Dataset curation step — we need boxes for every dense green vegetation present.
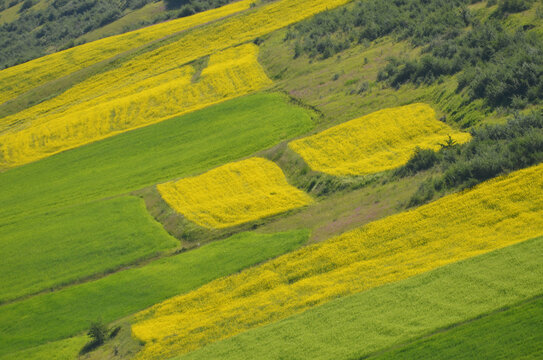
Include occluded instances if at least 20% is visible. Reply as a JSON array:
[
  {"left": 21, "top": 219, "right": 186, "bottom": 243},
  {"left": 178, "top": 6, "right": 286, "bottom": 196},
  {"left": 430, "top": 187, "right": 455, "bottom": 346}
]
[
  {"left": 0, "top": 93, "right": 315, "bottom": 223},
  {"left": 373, "top": 296, "right": 543, "bottom": 359},
  {"left": 177, "top": 236, "right": 543, "bottom": 360},
  {"left": 0, "top": 229, "right": 309, "bottom": 357},
  {"left": 398, "top": 111, "right": 543, "bottom": 205},
  {"left": 285, "top": 0, "right": 469, "bottom": 60},
  {"left": 0, "top": 196, "right": 177, "bottom": 303},
  {"left": 0, "top": 0, "right": 239, "bottom": 69},
  {"left": 379, "top": 19, "right": 543, "bottom": 109},
  {"left": 283, "top": 0, "right": 543, "bottom": 113}
]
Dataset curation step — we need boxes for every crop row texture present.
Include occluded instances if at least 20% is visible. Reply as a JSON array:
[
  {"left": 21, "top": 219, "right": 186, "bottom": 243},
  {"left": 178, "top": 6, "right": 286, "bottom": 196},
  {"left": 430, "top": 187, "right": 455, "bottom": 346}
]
[
  {"left": 131, "top": 163, "right": 543, "bottom": 360},
  {"left": 0, "top": 0, "right": 253, "bottom": 104},
  {"left": 289, "top": 103, "right": 471, "bottom": 175},
  {"left": 0, "top": 0, "right": 351, "bottom": 169},
  {"left": 0, "top": 44, "right": 271, "bottom": 168},
  {"left": 158, "top": 157, "right": 312, "bottom": 228}
]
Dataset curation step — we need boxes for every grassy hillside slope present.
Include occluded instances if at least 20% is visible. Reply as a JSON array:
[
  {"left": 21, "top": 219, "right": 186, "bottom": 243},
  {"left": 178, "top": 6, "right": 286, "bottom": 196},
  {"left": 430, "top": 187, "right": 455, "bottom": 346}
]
[
  {"left": 0, "top": 196, "right": 177, "bottom": 303},
  {"left": 0, "top": 230, "right": 309, "bottom": 357},
  {"left": 177, "top": 236, "right": 543, "bottom": 360},
  {"left": 130, "top": 163, "right": 543, "bottom": 359},
  {"left": 1, "top": 1, "right": 542, "bottom": 359},
  {"left": 372, "top": 295, "right": 543, "bottom": 360}
]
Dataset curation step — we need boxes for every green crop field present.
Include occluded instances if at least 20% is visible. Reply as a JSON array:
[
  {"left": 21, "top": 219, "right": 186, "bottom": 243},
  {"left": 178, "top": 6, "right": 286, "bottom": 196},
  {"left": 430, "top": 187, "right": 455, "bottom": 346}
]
[
  {"left": 372, "top": 296, "right": 543, "bottom": 360},
  {"left": 0, "top": 196, "right": 177, "bottom": 303},
  {"left": 0, "top": 336, "right": 89, "bottom": 360},
  {"left": 177, "top": 236, "right": 543, "bottom": 360},
  {"left": 2, "top": 0, "right": 543, "bottom": 359},
  {"left": 0, "top": 229, "right": 308, "bottom": 357},
  {"left": 0, "top": 92, "right": 315, "bottom": 223}
]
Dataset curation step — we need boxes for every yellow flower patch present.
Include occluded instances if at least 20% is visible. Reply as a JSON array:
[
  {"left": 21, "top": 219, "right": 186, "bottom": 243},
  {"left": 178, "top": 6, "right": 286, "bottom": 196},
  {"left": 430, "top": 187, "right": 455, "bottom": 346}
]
[
  {"left": 132, "top": 163, "right": 543, "bottom": 360},
  {"left": 157, "top": 157, "right": 312, "bottom": 228},
  {"left": 289, "top": 103, "right": 471, "bottom": 175}
]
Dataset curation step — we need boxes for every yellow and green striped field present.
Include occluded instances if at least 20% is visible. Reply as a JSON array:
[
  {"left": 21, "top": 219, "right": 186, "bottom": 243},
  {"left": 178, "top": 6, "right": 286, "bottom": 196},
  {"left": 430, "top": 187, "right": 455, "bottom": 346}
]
[{"left": 1, "top": 0, "right": 542, "bottom": 359}]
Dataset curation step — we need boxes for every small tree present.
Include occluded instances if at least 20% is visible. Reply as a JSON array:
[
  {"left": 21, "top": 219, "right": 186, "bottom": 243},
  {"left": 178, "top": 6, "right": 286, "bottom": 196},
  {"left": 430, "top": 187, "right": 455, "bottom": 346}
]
[
  {"left": 439, "top": 135, "right": 458, "bottom": 149},
  {"left": 88, "top": 320, "right": 109, "bottom": 346}
]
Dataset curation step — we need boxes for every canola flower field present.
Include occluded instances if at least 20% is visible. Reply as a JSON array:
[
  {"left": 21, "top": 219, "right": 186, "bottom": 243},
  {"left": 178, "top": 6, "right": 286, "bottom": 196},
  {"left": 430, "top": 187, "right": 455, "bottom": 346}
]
[
  {"left": 0, "top": 44, "right": 271, "bottom": 168},
  {"left": 131, "top": 163, "right": 543, "bottom": 360},
  {"left": 0, "top": 0, "right": 253, "bottom": 104},
  {"left": 289, "top": 103, "right": 471, "bottom": 175},
  {"left": 177, "top": 236, "right": 543, "bottom": 360},
  {"left": 158, "top": 157, "right": 312, "bottom": 228},
  {"left": 0, "top": 0, "right": 352, "bottom": 169},
  {"left": 0, "top": 0, "right": 351, "bottom": 134}
]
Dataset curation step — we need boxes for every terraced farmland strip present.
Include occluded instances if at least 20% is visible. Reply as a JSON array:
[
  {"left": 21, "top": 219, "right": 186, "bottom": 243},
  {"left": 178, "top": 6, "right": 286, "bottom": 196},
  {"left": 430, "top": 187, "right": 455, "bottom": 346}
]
[
  {"left": 0, "top": 230, "right": 309, "bottom": 357},
  {"left": 289, "top": 103, "right": 471, "bottom": 175},
  {"left": 0, "top": 0, "right": 253, "bottom": 104},
  {"left": 0, "top": 93, "right": 314, "bottom": 223},
  {"left": 158, "top": 157, "right": 312, "bottom": 228},
  {"left": 0, "top": 196, "right": 178, "bottom": 303},
  {"left": 0, "top": 0, "right": 351, "bottom": 137},
  {"left": 0, "top": 44, "right": 272, "bottom": 168},
  {"left": 176, "top": 236, "right": 543, "bottom": 360},
  {"left": 131, "top": 164, "right": 543, "bottom": 360}
]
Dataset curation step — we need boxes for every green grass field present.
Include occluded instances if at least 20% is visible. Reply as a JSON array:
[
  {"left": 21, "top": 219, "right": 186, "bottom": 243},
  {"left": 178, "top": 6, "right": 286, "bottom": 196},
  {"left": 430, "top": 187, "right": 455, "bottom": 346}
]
[
  {"left": 0, "top": 196, "right": 178, "bottom": 304},
  {"left": 0, "top": 92, "right": 314, "bottom": 223},
  {"left": 0, "top": 229, "right": 308, "bottom": 357},
  {"left": 0, "top": 336, "right": 89, "bottom": 360},
  {"left": 372, "top": 295, "right": 543, "bottom": 360},
  {"left": 177, "top": 236, "right": 543, "bottom": 360}
]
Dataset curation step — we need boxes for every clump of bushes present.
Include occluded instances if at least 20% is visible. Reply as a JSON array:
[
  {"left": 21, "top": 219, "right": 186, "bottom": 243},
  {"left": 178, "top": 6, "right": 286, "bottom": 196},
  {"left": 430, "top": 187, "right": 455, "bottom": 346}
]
[
  {"left": 397, "top": 111, "right": 543, "bottom": 206},
  {"left": 284, "top": 0, "right": 470, "bottom": 60}
]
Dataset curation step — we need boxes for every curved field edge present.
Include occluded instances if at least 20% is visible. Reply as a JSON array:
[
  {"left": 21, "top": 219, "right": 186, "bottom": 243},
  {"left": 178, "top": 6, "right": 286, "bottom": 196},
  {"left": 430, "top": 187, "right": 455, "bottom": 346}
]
[
  {"left": 370, "top": 294, "right": 543, "bottom": 360},
  {"left": 130, "top": 163, "right": 543, "bottom": 360},
  {"left": 0, "top": 229, "right": 309, "bottom": 357},
  {"left": 0, "top": 92, "right": 315, "bottom": 223},
  {"left": 176, "top": 235, "right": 543, "bottom": 360},
  {"left": 0, "top": 196, "right": 178, "bottom": 304},
  {"left": 158, "top": 157, "right": 313, "bottom": 229}
]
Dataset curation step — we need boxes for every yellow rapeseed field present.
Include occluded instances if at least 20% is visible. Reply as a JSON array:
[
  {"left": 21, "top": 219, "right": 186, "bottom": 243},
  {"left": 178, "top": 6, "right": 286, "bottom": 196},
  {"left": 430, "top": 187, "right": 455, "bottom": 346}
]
[
  {"left": 0, "top": 0, "right": 253, "bottom": 104},
  {"left": 132, "top": 163, "right": 543, "bottom": 360},
  {"left": 0, "top": 0, "right": 352, "bottom": 168},
  {"left": 0, "top": 44, "right": 272, "bottom": 168},
  {"left": 1, "top": 0, "right": 351, "bottom": 128},
  {"left": 157, "top": 158, "right": 312, "bottom": 228},
  {"left": 289, "top": 103, "right": 472, "bottom": 176}
]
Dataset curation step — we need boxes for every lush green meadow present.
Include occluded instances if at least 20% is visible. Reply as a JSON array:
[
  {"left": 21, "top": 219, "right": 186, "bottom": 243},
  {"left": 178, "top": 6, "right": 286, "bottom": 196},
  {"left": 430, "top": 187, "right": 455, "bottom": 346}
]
[
  {"left": 177, "top": 236, "right": 543, "bottom": 360},
  {"left": 372, "top": 296, "right": 543, "bottom": 360},
  {"left": 0, "top": 92, "right": 314, "bottom": 223},
  {"left": 0, "top": 229, "right": 308, "bottom": 357},
  {"left": 0, "top": 196, "right": 177, "bottom": 303}
]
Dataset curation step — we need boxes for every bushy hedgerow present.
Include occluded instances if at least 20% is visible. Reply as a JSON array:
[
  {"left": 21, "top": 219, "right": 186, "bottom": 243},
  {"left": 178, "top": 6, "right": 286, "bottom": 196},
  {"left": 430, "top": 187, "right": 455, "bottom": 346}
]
[{"left": 399, "top": 111, "right": 543, "bottom": 205}]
